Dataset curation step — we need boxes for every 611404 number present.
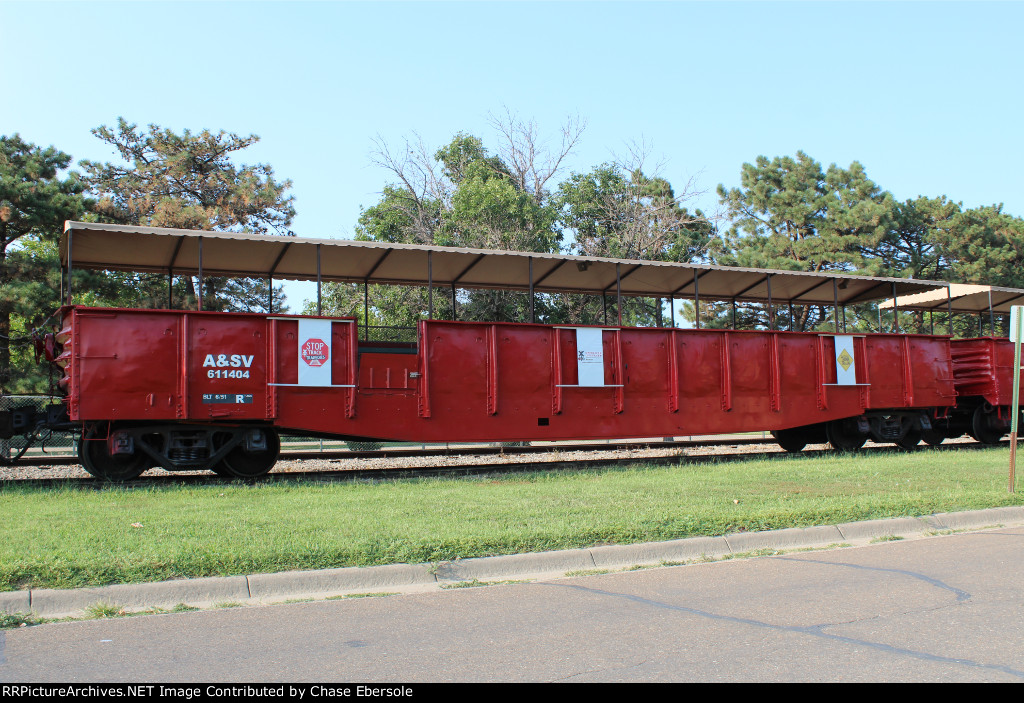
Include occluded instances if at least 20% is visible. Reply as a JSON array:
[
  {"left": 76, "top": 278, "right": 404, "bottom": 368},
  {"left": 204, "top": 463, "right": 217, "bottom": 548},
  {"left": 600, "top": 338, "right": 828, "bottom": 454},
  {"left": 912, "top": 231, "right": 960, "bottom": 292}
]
[{"left": 207, "top": 370, "right": 250, "bottom": 379}]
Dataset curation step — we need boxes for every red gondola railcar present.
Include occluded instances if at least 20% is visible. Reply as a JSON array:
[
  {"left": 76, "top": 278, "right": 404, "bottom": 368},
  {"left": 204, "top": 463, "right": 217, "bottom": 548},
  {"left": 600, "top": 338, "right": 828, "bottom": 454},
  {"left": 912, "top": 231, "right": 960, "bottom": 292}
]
[{"left": 46, "top": 306, "right": 956, "bottom": 479}]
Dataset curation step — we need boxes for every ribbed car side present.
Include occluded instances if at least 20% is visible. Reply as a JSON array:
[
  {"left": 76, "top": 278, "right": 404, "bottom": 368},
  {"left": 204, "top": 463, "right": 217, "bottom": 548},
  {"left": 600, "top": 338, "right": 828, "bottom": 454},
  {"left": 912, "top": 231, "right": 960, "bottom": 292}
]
[{"left": 6, "top": 306, "right": 1005, "bottom": 480}]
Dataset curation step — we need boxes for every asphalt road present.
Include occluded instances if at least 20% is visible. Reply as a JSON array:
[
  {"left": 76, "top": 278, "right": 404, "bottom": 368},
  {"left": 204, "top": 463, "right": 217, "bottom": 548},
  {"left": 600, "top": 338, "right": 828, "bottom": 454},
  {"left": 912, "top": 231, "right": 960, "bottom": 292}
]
[{"left": 2, "top": 526, "right": 1023, "bottom": 683}]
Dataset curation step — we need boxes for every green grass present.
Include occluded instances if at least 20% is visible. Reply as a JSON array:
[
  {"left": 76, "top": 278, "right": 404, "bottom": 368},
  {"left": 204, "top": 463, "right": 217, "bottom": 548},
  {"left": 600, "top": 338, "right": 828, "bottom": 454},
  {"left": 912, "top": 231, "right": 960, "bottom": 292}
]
[
  {"left": 870, "top": 534, "right": 905, "bottom": 543},
  {"left": 1, "top": 447, "right": 1021, "bottom": 592},
  {"left": 0, "top": 612, "right": 44, "bottom": 629},
  {"left": 84, "top": 602, "right": 127, "bottom": 618},
  {"left": 81, "top": 601, "right": 198, "bottom": 620},
  {"left": 439, "top": 578, "right": 529, "bottom": 589},
  {"left": 564, "top": 568, "right": 613, "bottom": 577}
]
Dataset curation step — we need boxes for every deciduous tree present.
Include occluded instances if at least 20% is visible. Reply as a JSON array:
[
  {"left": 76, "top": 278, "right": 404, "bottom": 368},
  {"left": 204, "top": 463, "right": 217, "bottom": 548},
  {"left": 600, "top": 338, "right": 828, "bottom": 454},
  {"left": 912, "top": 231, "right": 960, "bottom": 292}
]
[
  {"left": 554, "top": 152, "right": 712, "bottom": 326},
  {"left": 321, "top": 116, "right": 579, "bottom": 327}
]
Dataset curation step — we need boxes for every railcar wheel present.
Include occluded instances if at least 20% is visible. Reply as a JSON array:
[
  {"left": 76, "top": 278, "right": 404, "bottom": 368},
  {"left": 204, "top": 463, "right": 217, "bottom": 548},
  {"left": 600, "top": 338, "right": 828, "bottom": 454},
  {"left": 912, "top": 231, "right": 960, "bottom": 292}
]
[
  {"left": 826, "top": 419, "right": 867, "bottom": 451},
  {"left": 209, "top": 432, "right": 237, "bottom": 477},
  {"left": 970, "top": 407, "right": 1005, "bottom": 445},
  {"left": 921, "top": 428, "right": 946, "bottom": 446},
  {"left": 79, "top": 427, "right": 148, "bottom": 482},
  {"left": 219, "top": 428, "right": 280, "bottom": 479},
  {"left": 771, "top": 429, "right": 807, "bottom": 453},
  {"left": 896, "top": 428, "right": 922, "bottom": 451},
  {"left": 210, "top": 465, "right": 233, "bottom": 477}
]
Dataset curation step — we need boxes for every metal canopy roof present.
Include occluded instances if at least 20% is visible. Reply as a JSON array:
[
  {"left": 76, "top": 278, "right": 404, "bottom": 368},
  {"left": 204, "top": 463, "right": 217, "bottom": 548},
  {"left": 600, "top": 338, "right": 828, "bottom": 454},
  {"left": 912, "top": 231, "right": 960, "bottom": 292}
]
[
  {"left": 878, "top": 284, "right": 1024, "bottom": 314},
  {"left": 62, "top": 221, "right": 949, "bottom": 305}
]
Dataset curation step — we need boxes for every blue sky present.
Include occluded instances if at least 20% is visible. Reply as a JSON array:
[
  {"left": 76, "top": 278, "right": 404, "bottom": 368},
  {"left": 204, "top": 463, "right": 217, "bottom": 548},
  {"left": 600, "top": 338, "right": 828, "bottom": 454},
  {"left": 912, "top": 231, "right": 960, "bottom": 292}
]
[{"left": 3, "top": 1, "right": 1022, "bottom": 310}]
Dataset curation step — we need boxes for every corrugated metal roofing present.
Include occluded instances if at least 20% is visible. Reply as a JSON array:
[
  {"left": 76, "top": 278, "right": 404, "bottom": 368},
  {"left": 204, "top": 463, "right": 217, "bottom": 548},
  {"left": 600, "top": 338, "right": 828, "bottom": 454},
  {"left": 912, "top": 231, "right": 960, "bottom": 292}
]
[
  {"left": 878, "top": 284, "right": 1024, "bottom": 313},
  {"left": 62, "top": 221, "right": 950, "bottom": 305}
]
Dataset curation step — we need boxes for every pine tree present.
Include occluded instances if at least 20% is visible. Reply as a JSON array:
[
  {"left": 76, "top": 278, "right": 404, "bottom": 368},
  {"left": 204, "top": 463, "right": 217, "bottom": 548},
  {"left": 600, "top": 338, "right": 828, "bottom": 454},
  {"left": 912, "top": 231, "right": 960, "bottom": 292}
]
[
  {"left": 713, "top": 152, "right": 892, "bottom": 330},
  {"left": 81, "top": 119, "right": 295, "bottom": 312},
  {"left": 0, "top": 135, "right": 89, "bottom": 392}
]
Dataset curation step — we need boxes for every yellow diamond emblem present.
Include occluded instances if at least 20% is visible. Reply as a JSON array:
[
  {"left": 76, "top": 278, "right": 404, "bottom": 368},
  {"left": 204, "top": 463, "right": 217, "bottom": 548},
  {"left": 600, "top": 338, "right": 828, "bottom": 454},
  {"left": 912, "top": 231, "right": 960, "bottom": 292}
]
[{"left": 837, "top": 349, "right": 854, "bottom": 372}]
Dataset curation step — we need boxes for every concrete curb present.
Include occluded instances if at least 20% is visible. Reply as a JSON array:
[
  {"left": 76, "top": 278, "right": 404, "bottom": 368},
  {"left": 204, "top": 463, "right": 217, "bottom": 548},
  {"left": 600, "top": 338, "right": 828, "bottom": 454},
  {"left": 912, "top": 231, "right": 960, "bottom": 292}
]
[
  {"left": 28, "top": 576, "right": 251, "bottom": 619},
  {"left": 590, "top": 536, "right": 730, "bottom": 569},
  {"left": 0, "top": 590, "right": 30, "bottom": 616},
  {"left": 435, "top": 547, "right": 597, "bottom": 582},
  {"left": 725, "top": 525, "right": 845, "bottom": 553},
  {"left": 833, "top": 516, "right": 930, "bottom": 542},
  {"left": 6, "top": 506, "right": 1023, "bottom": 619},
  {"left": 248, "top": 563, "right": 434, "bottom": 601}
]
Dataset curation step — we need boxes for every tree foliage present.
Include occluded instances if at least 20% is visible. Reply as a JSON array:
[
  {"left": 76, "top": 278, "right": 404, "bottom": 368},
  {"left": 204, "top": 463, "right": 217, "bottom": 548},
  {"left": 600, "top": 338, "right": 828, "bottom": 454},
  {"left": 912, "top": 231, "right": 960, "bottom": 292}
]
[
  {"left": 715, "top": 151, "right": 891, "bottom": 274},
  {"left": 868, "top": 196, "right": 960, "bottom": 281},
  {"left": 710, "top": 152, "right": 1024, "bottom": 334},
  {"left": 81, "top": 119, "right": 295, "bottom": 312},
  {"left": 712, "top": 152, "right": 894, "bottom": 330},
  {"left": 933, "top": 204, "right": 1024, "bottom": 287},
  {"left": 553, "top": 156, "right": 712, "bottom": 326},
  {"left": 11, "top": 114, "right": 1024, "bottom": 395},
  {"left": 317, "top": 116, "right": 582, "bottom": 326},
  {"left": 0, "top": 135, "right": 89, "bottom": 392},
  {"left": 558, "top": 165, "right": 711, "bottom": 260},
  {"left": 326, "top": 118, "right": 712, "bottom": 329}
]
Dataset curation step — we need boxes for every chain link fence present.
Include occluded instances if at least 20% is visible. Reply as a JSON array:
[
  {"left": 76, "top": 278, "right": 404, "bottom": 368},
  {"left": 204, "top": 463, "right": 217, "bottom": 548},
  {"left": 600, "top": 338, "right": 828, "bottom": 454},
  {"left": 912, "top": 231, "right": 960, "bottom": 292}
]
[{"left": 0, "top": 395, "right": 77, "bottom": 461}]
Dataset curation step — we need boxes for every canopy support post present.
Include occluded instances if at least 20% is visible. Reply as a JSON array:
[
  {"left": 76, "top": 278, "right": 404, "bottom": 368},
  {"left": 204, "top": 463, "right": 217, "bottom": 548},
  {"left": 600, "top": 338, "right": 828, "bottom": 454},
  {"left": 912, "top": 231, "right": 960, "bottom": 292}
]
[
  {"left": 833, "top": 279, "right": 840, "bottom": 333},
  {"left": 529, "top": 257, "right": 535, "bottom": 323},
  {"left": 616, "top": 263, "right": 622, "bottom": 326},
  {"left": 316, "top": 243, "right": 322, "bottom": 316},
  {"left": 990, "top": 289, "right": 995, "bottom": 335},
  {"left": 892, "top": 282, "right": 899, "bottom": 333},
  {"left": 65, "top": 228, "right": 72, "bottom": 305},
  {"left": 197, "top": 236, "right": 203, "bottom": 311},
  {"left": 948, "top": 285, "right": 954, "bottom": 336},
  {"left": 168, "top": 236, "right": 185, "bottom": 311},
  {"left": 693, "top": 270, "right": 701, "bottom": 330}
]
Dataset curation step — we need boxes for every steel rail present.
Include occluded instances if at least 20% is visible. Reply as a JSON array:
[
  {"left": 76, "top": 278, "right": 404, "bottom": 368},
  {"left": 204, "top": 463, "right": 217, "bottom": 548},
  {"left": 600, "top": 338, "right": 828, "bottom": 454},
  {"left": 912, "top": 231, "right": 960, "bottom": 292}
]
[
  {"left": 3, "top": 437, "right": 775, "bottom": 467},
  {"left": 0, "top": 439, "right": 1001, "bottom": 489}
]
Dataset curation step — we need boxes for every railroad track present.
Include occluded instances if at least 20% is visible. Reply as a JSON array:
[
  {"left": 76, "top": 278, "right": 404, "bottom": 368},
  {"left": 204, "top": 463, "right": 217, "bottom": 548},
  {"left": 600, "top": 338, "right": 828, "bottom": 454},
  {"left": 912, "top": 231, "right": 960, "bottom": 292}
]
[
  {"left": 0, "top": 437, "right": 998, "bottom": 490},
  {"left": 6, "top": 436, "right": 772, "bottom": 467}
]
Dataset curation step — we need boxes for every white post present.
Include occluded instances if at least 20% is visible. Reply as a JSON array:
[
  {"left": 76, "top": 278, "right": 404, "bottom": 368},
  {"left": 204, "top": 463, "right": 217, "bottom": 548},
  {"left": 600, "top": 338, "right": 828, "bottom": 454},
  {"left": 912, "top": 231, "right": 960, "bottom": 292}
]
[{"left": 1009, "top": 305, "right": 1022, "bottom": 493}]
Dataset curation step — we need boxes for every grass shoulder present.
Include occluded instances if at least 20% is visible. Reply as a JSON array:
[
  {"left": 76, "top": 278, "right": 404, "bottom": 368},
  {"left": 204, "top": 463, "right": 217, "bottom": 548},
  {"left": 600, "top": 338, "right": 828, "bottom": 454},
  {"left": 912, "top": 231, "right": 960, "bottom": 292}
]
[{"left": 0, "top": 446, "right": 1020, "bottom": 592}]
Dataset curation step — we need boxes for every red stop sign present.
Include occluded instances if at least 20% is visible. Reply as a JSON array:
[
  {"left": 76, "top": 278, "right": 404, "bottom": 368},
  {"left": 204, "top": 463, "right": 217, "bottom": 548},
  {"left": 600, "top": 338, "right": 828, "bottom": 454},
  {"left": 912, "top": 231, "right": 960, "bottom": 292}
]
[{"left": 301, "top": 338, "right": 329, "bottom": 367}]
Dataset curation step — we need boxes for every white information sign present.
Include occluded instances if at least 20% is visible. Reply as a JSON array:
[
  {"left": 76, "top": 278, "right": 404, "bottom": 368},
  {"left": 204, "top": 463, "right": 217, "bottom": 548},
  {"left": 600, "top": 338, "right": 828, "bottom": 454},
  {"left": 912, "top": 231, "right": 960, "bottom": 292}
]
[
  {"left": 297, "top": 319, "right": 332, "bottom": 387},
  {"left": 576, "top": 328, "right": 605, "bottom": 387},
  {"left": 1012, "top": 305, "right": 1023, "bottom": 343},
  {"left": 834, "top": 334, "right": 857, "bottom": 386}
]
